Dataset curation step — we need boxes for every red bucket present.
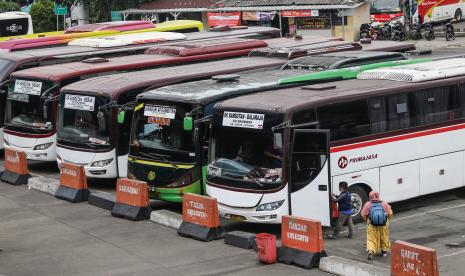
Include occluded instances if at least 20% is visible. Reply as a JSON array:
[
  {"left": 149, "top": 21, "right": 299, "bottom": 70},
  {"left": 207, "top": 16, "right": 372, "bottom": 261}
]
[{"left": 256, "top": 233, "right": 277, "bottom": 264}]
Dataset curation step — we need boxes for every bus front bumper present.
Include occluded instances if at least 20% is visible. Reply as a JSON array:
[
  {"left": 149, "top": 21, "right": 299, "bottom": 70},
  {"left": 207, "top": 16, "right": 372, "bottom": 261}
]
[
  {"left": 148, "top": 180, "right": 202, "bottom": 203},
  {"left": 4, "top": 134, "right": 57, "bottom": 162},
  {"left": 217, "top": 203, "right": 285, "bottom": 224}
]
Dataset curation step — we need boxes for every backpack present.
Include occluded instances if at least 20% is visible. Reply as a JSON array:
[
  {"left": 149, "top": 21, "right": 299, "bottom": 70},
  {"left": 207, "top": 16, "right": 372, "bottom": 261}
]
[{"left": 369, "top": 202, "right": 388, "bottom": 226}]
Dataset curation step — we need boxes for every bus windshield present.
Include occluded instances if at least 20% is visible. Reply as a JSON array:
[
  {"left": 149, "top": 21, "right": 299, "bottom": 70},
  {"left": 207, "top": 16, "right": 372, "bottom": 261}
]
[
  {"left": 0, "top": 59, "right": 15, "bottom": 81},
  {"left": 208, "top": 124, "right": 283, "bottom": 190},
  {"left": 57, "top": 94, "right": 112, "bottom": 148},
  {"left": 130, "top": 102, "right": 195, "bottom": 162},
  {"left": 370, "top": 0, "right": 400, "bottom": 13},
  {"left": 5, "top": 79, "right": 54, "bottom": 132}
]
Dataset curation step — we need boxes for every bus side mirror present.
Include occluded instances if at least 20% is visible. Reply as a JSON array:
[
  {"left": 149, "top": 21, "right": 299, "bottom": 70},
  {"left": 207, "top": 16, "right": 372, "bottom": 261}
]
[
  {"left": 274, "top": 132, "right": 283, "bottom": 150},
  {"left": 117, "top": 110, "right": 125, "bottom": 124},
  {"left": 184, "top": 116, "right": 193, "bottom": 131}
]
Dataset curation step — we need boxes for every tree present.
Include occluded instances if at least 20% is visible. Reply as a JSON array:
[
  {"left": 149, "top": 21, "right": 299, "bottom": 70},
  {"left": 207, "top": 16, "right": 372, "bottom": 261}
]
[
  {"left": 68, "top": 0, "right": 152, "bottom": 23},
  {"left": 29, "top": 0, "right": 56, "bottom": 33},
  {"left": 0, "top": 1, "right": 20, "bottom": 13}
]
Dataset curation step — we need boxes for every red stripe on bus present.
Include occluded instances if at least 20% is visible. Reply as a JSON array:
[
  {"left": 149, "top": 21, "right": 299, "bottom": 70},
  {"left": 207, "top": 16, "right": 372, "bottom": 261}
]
[{"left": 330, "top": 123, "right": 465, "bottom": 153}]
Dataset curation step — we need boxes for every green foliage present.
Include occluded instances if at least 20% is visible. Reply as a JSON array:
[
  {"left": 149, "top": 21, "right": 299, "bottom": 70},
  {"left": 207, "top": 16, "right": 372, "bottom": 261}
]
[
  {"left": 65, "top": 0, "right": 152, "bottom": 23},
  {"left": 0, "top": 1, "right": 20, "bottom": 13},
  {"left": 29, "top": 0, "right": 56, "bottom": 33}
]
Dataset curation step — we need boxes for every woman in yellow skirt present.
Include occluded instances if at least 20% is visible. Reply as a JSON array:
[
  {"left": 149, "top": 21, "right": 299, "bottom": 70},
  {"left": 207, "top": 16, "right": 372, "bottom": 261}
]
[{"left": 361, "top": 191, "right": 393, "bottom": 260}]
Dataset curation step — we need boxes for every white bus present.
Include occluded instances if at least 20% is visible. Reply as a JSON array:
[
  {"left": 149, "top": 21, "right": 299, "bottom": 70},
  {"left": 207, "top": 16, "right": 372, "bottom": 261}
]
[
  {"left": 206, "top": 58, "right": 465, "bottom": 226},
  {"left": 0, "top": 12, "right": 33, "bottom": 37}
]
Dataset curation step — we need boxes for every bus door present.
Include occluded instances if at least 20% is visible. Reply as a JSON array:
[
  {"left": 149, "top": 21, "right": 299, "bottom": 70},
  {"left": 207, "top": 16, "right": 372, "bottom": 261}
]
[{"left": 289, "top": 129, "right": 331, "bottom": 226}]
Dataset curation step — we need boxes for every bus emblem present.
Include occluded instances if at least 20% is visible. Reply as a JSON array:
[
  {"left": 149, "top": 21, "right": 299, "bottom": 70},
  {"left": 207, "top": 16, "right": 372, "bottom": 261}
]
[
  {"left": 147, "top": 171, "right": 156, "bottom": 181},
  {"left": 338, "top": 156, "right": 348, "bottom": 169}
]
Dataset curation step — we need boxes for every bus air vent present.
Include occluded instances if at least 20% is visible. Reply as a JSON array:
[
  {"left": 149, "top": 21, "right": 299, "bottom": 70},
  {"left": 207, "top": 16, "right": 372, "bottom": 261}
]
[
  {"left": 212, "top": 74, "right": 240, "bottom": 83},
  {"left": 301, "top": 84, "right": 336, "bottom": 91},
  {"left": 358, "top": 71, "right": 414, "bottom": 82},
  {"left": 82, "top": 57, "right": 109, "bottom": 64}
]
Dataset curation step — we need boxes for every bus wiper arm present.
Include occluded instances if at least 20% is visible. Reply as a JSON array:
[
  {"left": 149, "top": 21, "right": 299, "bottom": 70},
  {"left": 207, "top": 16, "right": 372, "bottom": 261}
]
[
  {"left": 246, "top": 171, "right": 264, "bottom": 187},
  {"left": 139, "top": 151, "right": 178, "bottom": 169},
  {"left": 5, "top": 122, "right": 40, "bottom": 133}
]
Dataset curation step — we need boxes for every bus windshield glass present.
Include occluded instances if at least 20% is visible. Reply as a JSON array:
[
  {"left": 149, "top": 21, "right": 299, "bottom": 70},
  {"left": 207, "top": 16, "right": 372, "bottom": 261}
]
[
  {"left": 370, "top": 0, "right": 400, "bottom": 12},
  {"left": 0, "top": 59, "right": 15, "bottom": 81},
  {"left": 208, "top": 114, "right": 283, "bottom": 190},
  {"left": 58, "top": 94, "right": 112, "bottom": 147},
  {"left": 130, "top": 102, "right": 195, "bottom": 162},
  {"left": 5, "top": 79, "right": 54, "bottom": 132}
]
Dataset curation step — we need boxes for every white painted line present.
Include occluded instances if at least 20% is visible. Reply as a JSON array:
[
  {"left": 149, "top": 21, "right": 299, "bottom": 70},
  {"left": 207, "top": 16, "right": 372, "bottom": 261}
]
[{"left": 439, "top": 249, "right": 465, "bottom": 259}]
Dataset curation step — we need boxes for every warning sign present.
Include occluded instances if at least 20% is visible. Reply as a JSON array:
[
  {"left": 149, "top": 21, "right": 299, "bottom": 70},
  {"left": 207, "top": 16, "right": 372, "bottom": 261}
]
[
  {"left": 14, "top": 79, "right": 42, "bottom": 95},
  {"left": 144, "top": 105, "right": 176, "bottom": 119},
  {"left": 64, "top": 94, "right": 96, "bottom": 111},
  {"left": 222, "top": 111, "right": 264, "bottom": 129},
  {"left": 281, "top": 215, "right": 324, "bottom": 253},
  {"left": 391, "top": 240, "right": 439, "bottom": 276},
  {"left": 183, "top": 193, "right": 220, "bottom": 228}
]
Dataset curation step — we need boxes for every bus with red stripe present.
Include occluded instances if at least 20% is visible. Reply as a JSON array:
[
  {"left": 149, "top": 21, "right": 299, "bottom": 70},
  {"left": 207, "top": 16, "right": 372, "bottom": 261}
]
[
  {"left": 205, "top": 58, "right": 465, "bottom": 226},
  {"left": 414, "top": 0, "right": 465, "bottom": 23}
]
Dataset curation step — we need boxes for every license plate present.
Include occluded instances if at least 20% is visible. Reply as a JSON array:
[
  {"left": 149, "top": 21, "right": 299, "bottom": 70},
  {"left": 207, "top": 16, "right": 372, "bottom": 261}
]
[{"left": 229, "top": 214, "right": 245, "bottom": 222}]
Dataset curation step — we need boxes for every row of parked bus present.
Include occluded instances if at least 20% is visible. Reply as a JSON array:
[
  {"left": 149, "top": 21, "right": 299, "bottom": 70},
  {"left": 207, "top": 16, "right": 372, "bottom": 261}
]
[{"left": 3, "top": 20, "right": 465, "bottom": 226}]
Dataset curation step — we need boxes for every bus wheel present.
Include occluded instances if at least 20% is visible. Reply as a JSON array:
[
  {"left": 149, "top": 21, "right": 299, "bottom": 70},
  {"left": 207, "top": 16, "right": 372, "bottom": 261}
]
[
  {"left": 455, "top": 9, "right": 462, "bottom": 22},
  {"left": 349, "top": 185, "right": 368, "bottom": 223}
]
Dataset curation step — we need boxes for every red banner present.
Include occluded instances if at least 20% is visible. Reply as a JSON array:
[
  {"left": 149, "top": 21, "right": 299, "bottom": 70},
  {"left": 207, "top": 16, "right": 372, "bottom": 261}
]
[
  {"left": 208, "top": 12, "right": 241, "bottom": 27},
  {"left": 370, "top": 12, "right": 403, "bottom": 22}
]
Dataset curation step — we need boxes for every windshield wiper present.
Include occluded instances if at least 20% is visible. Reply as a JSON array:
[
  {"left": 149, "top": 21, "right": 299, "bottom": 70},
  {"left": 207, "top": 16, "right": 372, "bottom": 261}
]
[
  {"left": 5, "top": 122, "right": 41, "bottom": 133},
  {"left": 246, "top": 171, "right": 264, "bottom": 187},
  {"left": 138, "top": 151, "right": 179, "bottom": 169}
]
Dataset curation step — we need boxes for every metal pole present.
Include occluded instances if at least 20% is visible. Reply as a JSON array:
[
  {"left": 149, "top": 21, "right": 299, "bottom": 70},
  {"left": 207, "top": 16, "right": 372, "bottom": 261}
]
[
  {"left": 56, "top": 15, "right": 59, "bottom": 31},
  {"left": 278, "top": 11, "right": 283, "bottom": 37},
  {"left": 341, "top": 9, "right": 345, "bottom": 40}
]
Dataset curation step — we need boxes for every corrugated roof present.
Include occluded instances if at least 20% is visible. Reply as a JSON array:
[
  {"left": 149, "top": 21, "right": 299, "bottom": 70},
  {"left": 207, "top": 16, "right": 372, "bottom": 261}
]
[
  {"left": 141, "top": 0, "right": 219, "bottom": 9},
  {"left": 212, "top": 0, "right": 363, "bottom": 8}
]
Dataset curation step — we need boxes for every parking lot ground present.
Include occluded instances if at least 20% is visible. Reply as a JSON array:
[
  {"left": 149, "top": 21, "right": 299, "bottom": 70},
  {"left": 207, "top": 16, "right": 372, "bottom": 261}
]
[
  {"left": 321, "top": 189, "right": 465, "bottom": 276},
  {"left": 0, "top": 181, "right": 329, "bottom": 276}
]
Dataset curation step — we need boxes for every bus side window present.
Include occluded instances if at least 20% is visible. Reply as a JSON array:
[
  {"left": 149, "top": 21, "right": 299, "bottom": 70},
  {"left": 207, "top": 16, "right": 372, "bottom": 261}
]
[
  {"left": 387, "top": 93, "right": 412, "bottom": 131},
  {"left": 317, "top": 100, "right": 370, "bottom": 141},
  {"left": 415, "top": 86, "right": 450, "bottom": 125},
  {"left": 368, "top": 97, "right": 387, "bottom": 133}
]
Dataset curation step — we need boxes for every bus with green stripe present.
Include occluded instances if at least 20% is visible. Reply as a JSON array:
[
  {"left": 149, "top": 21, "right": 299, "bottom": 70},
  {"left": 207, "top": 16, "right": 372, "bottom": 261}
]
[{"left": 128, "top": 53, "right": 430, "bottom": 202}]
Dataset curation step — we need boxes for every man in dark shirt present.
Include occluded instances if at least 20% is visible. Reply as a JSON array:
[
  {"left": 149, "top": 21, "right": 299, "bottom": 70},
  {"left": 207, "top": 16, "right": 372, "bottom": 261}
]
[{"left": 327, "top": 181, "right": 354, "bottom": 239}]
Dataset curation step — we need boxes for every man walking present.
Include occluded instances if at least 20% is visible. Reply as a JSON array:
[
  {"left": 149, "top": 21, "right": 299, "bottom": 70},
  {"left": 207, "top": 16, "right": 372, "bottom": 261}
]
[
  {"left": 327, "top": 181, "right": 354, "bottom": 239},
  {"left": 361, "top": 191, "right": 393, "bottom": 260}
]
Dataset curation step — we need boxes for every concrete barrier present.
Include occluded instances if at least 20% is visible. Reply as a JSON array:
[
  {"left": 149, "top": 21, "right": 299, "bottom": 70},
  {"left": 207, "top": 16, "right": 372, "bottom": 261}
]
[
  {"left": 27, "top": 176, "right": 60, "bottom": 195},
  {"left": 150, "top": 209, "right": 182, "bottom": 230},
  {"left": 319, "top": 256, "right": 390, "bottom": 276}
]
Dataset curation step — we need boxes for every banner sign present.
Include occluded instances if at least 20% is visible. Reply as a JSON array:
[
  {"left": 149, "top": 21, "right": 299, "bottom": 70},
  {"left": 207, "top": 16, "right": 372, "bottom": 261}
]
[
  {"left": 14, "top": 80, "right": 42, "bottom": 95},
  {"left": 242, "top": 11, "right": 276, "bottom": 22},
  {"left": 371, "top": 12, "right": 403, "bottom": 22},
  {"left": 297, "top": 17, "right": 331, "bottom": 29},
  {"left": 144, "top": 105, "right": 176, "bottom": 119},
  {"left": 64, "top": 94, "right": 95, "bottom": 111},
  {"left": 282, "top": 10, "right": 319, "bottom": 17},
  {"left": 207, "top": 12, "right": 241, "bottom": 27},
  {"left": 222, "top": 111, "right": 264, "bottom": 129}
]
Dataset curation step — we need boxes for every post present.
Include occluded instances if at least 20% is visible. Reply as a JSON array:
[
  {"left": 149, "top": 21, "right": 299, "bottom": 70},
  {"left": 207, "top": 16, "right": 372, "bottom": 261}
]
[
  {"left": 278, "top": 11, "right": 283, "bottom": 37},
  {"left": 341, "top": 9, "right": 345, "bottom": 40},
  {"left": 56, "top": 15, "right": 59, "bottom": 31}
]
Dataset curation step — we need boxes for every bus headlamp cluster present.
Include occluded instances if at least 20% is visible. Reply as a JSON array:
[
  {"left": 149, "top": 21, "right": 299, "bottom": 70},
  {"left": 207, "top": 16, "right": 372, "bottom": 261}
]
[
  {"left": 256, "top": 200, "right": 285, "bottom": 212},
  {"left": 90, "top": 158, "right": 113, "bottom": 167},
  {"left": 34, "top": 142, "right": 53, "bottom": 150}
]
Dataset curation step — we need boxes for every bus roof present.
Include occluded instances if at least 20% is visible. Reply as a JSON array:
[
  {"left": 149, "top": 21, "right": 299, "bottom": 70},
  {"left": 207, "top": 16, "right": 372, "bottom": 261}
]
[
  {"left": 68, "top": 32, "right": 186, "bottom": 48},
  {"left": 360, "top": 40, "right": 415, "bottom": 52},
  {"left": 216, "top": 60, "right": 465, "bottom": 114},
  {"left": 10, "top": 38, "right": 269, "bottom": 81},
  {"left": 64, "top": 21, "right": 155, "bottom": 33},
  {"left": 358, "top": 58, "right": 465, "bottom": 82},
  {"left": 61, "top": 56, "right": 283, "bottom": 99},
  {"left": 136, "top": 51, "right": 406, "bottom": 104},
  {"left": 11, "top": 36, "right": 354, "bottom": 82}
]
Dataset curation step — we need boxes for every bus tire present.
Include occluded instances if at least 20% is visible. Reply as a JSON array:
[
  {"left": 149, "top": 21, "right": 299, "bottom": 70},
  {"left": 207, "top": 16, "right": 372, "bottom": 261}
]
[
  {"left": 455, "top": 9, "right": 462, "bottom": 22},
  {"left": 349, "top": 185, "right": 368, "bottom": 223}
]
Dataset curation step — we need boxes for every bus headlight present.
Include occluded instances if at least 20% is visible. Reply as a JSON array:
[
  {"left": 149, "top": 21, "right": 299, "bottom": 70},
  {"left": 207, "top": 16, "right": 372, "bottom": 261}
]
[
  {"left": 256, "top": 200, "right": 285, "bottom": 211},
  {"left": 34, "top": 142, "right": 53, "bottom": 150},
  {"left": 90, "top": 158, "right": 113, "bottom": 167}
]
